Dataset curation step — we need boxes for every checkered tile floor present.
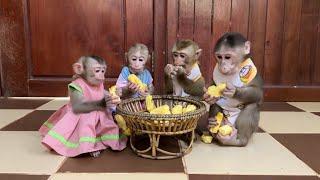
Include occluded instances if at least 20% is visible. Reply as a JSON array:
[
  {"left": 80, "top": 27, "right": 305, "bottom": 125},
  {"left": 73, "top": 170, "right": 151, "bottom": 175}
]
[{"left": 0, "top": 97, "right": 319, "bottom": 180}]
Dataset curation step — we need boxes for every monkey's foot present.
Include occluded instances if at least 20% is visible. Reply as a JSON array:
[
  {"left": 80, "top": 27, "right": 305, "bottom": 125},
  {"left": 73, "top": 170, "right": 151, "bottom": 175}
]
[{"left": 90, "top": 150, "right": 101, "bottom": 157}]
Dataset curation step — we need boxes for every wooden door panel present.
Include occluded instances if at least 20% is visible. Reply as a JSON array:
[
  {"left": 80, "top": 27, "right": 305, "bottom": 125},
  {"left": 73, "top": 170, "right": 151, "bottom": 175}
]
[
  {"left": 125, "top": 0, "right": 154, "bottom": 71},
  {"left": 1, "top": 0, "right": 320, "bottom": 100},
  {"left": 29, "top": 0, "right": 125, "bottom": 77}
]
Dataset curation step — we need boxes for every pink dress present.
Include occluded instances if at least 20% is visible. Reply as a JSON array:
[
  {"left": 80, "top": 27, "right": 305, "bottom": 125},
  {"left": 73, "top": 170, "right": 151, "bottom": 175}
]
[{"left": 39, "top": 78, "right": 127, "bottom": 157}]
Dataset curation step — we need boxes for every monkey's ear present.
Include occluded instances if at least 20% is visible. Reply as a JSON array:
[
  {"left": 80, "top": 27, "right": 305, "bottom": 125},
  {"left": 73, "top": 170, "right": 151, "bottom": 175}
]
[
  {"left": 125, "top": 52, "right": 128, "bottom": 62},
  {"left": 72, "top": 62, "right": 84, "bottom": 75},
  {"left": 195, "top": 49, "right": 203, "bottom": 59},
  {"left": 244, "top": 41, "right": 251, "bottom": 55}
]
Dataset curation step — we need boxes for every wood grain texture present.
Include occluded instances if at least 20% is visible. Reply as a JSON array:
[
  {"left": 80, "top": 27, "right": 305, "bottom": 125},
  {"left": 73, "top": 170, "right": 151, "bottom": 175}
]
[
  {"left": 167, "top": 0, "right": 179, "bottom": 64},
  {"left": 248, "top": 0, "right": 267, "bottom": 77},
  {"left": 298, "top": 0, "right": 320, "bottom": 84},
  {"left": 29, "top": 0, "right": 125, "bottom": 78},
  {"left": 264, "top": 0, "right": 285, "bottom": 85},
  {"left": 154, "top": 0, "right": 166, "bottom": 93},
  {"left": 125, "top": 0, "right": 153, "bottom": 72},
  {"left": 231, "top": 0, "right": 249, "bottom": 37},
  {"left": 212, "top": 0, "right": 231, "bottom": 46},
  {"left": 0, "top": 0, "right": 28, "bottom": 96},
  {"left": 194, "top": 0, "right": 213, "bottom": 86},
  {"left": 178, "top": 0, "right": 195, "bottom": 40},
  {"left": 313, "top": 4, "right": 320, "bottom": 85},
  {"left": 281, "top": 0, "right": 302, "bottom": 84}
]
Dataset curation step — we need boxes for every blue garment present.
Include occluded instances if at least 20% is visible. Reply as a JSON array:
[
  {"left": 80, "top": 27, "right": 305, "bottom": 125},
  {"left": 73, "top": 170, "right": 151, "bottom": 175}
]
[{"left": 116, "top": 66, "right": 153, "bottom": 98}]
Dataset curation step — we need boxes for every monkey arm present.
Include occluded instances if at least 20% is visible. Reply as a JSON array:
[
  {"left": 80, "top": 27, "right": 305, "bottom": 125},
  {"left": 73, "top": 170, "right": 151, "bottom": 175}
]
[
  {"left": 234, "top": 74, "right": 263, "bottom": 104},
  {"left": 209, "top": 103, "right": 223, "bottom": 117},
  {"left": 164, "top": 74, "right": 174, "bottom": 94},
  {"left": 177, "top": 73, "right": 205, "bottom": 97},
  {"left": 148, "top": 84, "right": 155, "bottom": 94},
  {"left": 69, "top": 90, "right": 105, "bottom": 114}
]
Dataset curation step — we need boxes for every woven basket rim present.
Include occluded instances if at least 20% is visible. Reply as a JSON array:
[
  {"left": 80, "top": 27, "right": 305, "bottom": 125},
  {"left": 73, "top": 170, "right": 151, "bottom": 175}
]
[{"left": 116, "top": 95, "right": 206, "bottom": 119}]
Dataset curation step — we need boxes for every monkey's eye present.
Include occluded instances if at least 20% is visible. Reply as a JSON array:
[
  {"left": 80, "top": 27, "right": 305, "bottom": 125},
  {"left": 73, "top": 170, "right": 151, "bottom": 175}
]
[
  {"left": 225, "top": 56, "right": 231, "bottom": 59},
  {"left": 217, "top": 55, "right": 222, "bottom": 59},
  {"left": 180, "top": 54, "right": 186, "bottom": 59},
  {"left": 101, "top": 70, "right": 105, "bottom": 73},
  {"left": 95, "top": 70, "right": 100, "bottom": 73},
  {"left": 132, "top": 58, "right": 137, "bottom": 61},
  {"left": 173, "top": 53, "right": 179, "bottom": 58},
  {"left": 139, "top": 58, "right": 144, "bottom": 62}
]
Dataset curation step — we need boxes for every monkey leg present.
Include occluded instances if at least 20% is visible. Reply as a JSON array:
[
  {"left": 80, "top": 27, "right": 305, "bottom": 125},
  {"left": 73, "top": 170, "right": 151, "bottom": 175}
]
[{"left": 219, "top": 103, "right": 259, "bottom": 147}]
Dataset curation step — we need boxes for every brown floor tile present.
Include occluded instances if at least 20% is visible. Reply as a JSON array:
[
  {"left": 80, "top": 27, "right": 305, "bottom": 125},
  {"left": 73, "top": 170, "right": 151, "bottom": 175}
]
[
  {"left": 58, "top": 136, "right": 184, "bottom": 173},
  {"left": 312, "top": 112, "right": 320, "bottom": 117},
  {"left": 0, "top": 174, "right": 49, "bottom": 180},
  {"left": 189, "top": 174, "right": 319, "bottom": 180},
  {"left": 261, "top": 102, "right": 303, "bottom": 112},
  {"left": 0, "top": 98, "right": 51, "bottom": 109},
  {"left": 271, "top": 134, "right": 320, "bottom": 174},
  {"left": 1, "top": 110, "right": 55, "bottom": 131}
]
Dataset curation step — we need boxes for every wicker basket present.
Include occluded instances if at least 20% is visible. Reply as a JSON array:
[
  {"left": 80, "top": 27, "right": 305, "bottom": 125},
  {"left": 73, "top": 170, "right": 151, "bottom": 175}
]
[{"left": 116, "top": 95, "right": 206, "bottom": 159}]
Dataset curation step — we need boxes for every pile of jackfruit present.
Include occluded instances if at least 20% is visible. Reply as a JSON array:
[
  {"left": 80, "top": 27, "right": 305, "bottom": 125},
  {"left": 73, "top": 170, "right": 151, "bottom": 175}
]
[
  {"left": 201, "top": 112, "right": 233, "bottom": 144},
  {"left": 146, "top": 95, "right": 196, "bottom": 115}
]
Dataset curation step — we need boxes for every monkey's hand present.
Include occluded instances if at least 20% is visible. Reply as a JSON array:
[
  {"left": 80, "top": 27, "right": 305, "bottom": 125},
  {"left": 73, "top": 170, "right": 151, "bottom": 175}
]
[
  {"left": 203, "top": 87, "right": 219, "bottom": 105},
  {"left": 127, "top": 82, "right": 140, "bottom": 93},
  {"left": 116, "top": 87, "right": 123, "bottom": 97},
  {"left": 222, "top": 82, "right": 236, "bottom": 98},
  {"left": 138, "top": 88, "right": 150, "bottom": 97},
  {"left": 164, "top": 64, "right": 175, "bottom": 77},
  {"left": 208, "top": 117, "right": 218, "bottom": 128},
  {"left": 105, "top": 93, "right": 121, "bottom": 108},
  {"left": 174, "top": 66, "right": 186, "bottom": 76},
  {"left": 216, "top": 126, "right": 237, "bottom": 143}
]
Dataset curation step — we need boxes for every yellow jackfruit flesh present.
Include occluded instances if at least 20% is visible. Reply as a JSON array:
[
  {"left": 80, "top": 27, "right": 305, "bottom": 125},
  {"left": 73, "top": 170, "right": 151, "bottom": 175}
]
[
  {"left": 109, "top": 85, "right": 117, "bottom": 96},
  {"left": 201, "top": 133, "right": 213, "bottom": 144},
  {"left": 209, "top": 112, "right": 224, "bottom": 133},
  {"left": 171, "top": 105, "right": 183, "bottom": 114},
  {"left": 207, "top": 83, "right": 227, "bottom": 97},
  {"left": 128, "top": 74, "right": 147, "bottom": 91},
  {"left": 146, "top": 95, "right": 156, "bottom": 112},
  {"left": 182, "top": 105, "right": 197, "bottom": 114},
  {"left": 218, "top": 125, "right": 233, "bottom": 136},
  {"left": 150, "top": 105, "right": 171, "bottom": 115},
  {"left": 114, "top": 114, "right": 131, "bottom": 136}
]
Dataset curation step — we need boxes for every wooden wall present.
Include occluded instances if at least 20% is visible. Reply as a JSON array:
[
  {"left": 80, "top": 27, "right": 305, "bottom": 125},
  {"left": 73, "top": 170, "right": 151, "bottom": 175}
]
[{"left": 0, "top": 0, "right": 319, "bottom": 101}]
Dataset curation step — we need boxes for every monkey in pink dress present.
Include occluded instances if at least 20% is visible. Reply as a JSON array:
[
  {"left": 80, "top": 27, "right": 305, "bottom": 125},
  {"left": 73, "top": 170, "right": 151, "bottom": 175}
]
[{"left": 39, "top": 55, "right": 127, "bottom": 157}]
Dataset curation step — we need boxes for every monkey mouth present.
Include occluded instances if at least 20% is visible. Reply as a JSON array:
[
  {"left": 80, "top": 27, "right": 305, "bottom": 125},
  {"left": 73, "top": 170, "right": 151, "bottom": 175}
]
[{"left": 130, "top": 67, "right": 142, "bottom": 73}]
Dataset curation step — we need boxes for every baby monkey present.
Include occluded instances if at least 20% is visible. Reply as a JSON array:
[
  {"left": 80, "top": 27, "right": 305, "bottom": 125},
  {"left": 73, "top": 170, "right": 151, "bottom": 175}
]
[
  {"left": 203, "top": 32, "right": 263, "bottom": 146},
  {"left": 165, "top": 39, "right": 205, "bottom": 98}
]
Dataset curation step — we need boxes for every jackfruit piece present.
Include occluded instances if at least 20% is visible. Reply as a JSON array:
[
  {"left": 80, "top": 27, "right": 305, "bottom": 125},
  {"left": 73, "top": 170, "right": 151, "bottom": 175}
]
[
  {"left": 109, "top": 85, "right": 117, "bottom": 96},
  {"left": 150, "top": 105, "right": 171, "bottom": 115},
  {"left": 201, "top": 133, "right": 213, "bottom": 144},
  {"left": 171, "top": 104, "right": 183, "bottom": 114},
  {"left": 207, "top": 83, "right": 227, "bottom": 97},
  {"left": 218, "top": 125, "right": 233, "bottom": 136},
  {"left": 128, "top": 74, "right": 147, "bottom": 91},
  {"left": 209, "top": 112, "right": 224, "bottom": 133},
  {"left": 182, "top": 104, "right": 197, "bottom": 114},
  {"left": 114, "top": 114, "right": 131, "bottom": 136},
  {"left": 146, "top": 95, "right": 156, "bottom": 112}
]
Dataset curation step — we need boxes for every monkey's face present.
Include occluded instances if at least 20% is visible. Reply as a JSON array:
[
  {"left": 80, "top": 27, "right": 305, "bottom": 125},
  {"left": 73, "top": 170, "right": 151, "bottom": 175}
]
[
  {"left": 128, "top": 51, "right": 148, "bottom": 74},
  {"left": 84, "top": 58, "right": 106, "bottom": 86},
  {"left": 172, "top": 46, "right": 196, "bottom": 74},
  {"left": 215, "top": 45, "right": 245, "bottom": 75}
]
